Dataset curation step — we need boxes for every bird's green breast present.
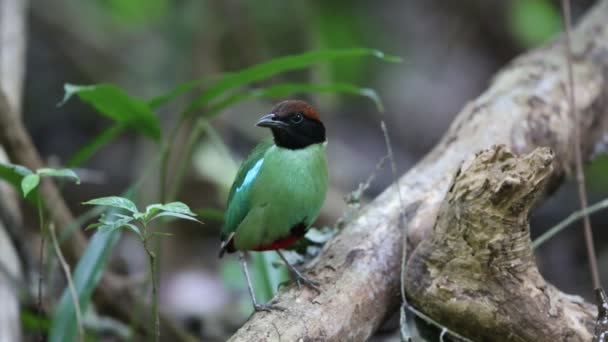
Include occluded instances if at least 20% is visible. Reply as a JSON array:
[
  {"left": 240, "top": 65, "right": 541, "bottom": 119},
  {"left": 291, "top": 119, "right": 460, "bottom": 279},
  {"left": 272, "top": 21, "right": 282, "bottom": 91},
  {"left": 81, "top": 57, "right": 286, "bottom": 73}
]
[{"left": 224, "top": 141, "right": 328, "bottom": 251}]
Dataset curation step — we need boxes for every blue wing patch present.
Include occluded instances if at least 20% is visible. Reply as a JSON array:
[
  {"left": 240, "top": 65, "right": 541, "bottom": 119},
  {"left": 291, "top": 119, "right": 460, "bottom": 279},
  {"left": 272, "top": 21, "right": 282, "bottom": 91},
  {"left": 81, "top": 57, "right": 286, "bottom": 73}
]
[{"left": 236, "top": 158, "right": 264, "bottom": 193}]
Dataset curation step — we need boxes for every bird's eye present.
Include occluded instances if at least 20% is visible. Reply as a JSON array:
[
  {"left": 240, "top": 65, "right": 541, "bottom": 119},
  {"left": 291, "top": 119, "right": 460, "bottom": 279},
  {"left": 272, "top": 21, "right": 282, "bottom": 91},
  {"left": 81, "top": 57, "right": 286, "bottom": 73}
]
[{"left": 291, "top": 113, "right": 304, "bottom": 124}]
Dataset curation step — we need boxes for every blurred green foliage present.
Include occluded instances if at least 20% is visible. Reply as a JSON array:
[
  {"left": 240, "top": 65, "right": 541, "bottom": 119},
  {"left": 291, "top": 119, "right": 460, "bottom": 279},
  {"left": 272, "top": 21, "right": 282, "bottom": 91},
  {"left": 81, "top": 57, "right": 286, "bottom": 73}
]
[
  {"left": 99, "top": 0, "right": 169, "bottom": 27},
  {"left": 508, "top": 0, "right": 562, "bottom": 47},
  {"left": 586, "top": 155, "right": 608, "bottom": 191}
]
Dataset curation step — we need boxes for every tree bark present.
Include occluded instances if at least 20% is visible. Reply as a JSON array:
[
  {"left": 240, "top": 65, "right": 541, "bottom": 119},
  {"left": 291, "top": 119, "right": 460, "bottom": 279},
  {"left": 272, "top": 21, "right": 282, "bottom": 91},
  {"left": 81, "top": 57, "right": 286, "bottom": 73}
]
[
  {"left": 406, "top": 145, "right": 595, "bottom": 341},
  {"left": 0, "top": 0, "right": 27, "bottom": 340},
  {"left": 228, "top": 0, "right": 608, "bottom": 340}
]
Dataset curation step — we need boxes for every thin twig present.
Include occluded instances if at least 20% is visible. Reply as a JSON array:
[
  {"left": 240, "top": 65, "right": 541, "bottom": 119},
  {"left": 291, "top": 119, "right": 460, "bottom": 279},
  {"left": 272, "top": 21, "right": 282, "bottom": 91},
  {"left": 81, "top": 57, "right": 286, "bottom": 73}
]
[
  {"left": 49, "top": 223, "right": 84, "bottom": 341},
  {"left": 36, "top": 195, "right": 45, "bottom": 342},
  {"left": 406, "top": 304, "right": 474, "bottom": 342},
  {"left": 561, "top": 0, "right": 601, "bottom": 289},
  {"left": 142, "top": 223, "right": 160, "bottom": 342},
  {"left": 533, "top": 198, "right": 608, "bottom": 249},
  {"left": 380, "top": 121, "right": 411, "bottom": 341}
]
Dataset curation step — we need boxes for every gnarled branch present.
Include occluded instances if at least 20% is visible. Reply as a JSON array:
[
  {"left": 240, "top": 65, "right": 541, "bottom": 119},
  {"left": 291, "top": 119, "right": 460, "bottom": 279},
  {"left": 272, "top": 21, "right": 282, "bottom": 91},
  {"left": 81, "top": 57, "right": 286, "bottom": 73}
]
[{"left": 406, "top": 145, "right": 595, "bottom": 341}]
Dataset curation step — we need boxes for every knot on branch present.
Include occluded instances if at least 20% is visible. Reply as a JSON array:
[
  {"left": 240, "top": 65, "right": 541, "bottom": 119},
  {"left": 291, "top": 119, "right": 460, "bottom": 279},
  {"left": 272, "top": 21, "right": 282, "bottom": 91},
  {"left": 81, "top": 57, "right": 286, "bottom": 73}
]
[{"left": 405, "top": 145, "right": 595, "bottom": 342}]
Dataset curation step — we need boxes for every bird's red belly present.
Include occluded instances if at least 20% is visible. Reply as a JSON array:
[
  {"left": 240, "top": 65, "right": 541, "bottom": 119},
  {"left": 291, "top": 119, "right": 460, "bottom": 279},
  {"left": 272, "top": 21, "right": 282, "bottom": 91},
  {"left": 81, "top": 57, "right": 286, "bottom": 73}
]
[{"left": 252, "top": 234, "right": 302, "bottom": 251}]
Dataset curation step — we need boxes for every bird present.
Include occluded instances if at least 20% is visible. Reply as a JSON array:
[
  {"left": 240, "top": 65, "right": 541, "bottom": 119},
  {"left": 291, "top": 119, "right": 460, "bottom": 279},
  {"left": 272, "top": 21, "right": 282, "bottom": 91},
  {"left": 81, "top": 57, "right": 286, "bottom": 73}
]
[{"left": 219, "top": 99, "right": 328, "bottom": 312}]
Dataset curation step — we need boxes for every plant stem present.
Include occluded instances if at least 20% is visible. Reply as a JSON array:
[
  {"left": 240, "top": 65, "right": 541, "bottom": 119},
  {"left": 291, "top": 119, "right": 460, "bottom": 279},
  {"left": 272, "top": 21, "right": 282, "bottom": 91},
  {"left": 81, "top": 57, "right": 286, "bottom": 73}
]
[
  {"left": 533, "top": 198, "right": 608, "bottom": 249},
  {"left": 167, "top": 118, "right": 208, "bottom": 201},
  {"left": 142, "top": 224, "right": 160, "bottom": 342},
  {"left": 159, "top": 116, "right": 186, "bottom": 202},
  {"left": 561, "top": 0, "right": 601, "bottom": 289},
  {"left": 49, "top": 223, "right": 84, "bottom": 341},
  {"left": 382, "top": 121, "right": 411, "bottom": 341},
  {"left": 36, "top": 195, "right": 45, "bottom": 342}
]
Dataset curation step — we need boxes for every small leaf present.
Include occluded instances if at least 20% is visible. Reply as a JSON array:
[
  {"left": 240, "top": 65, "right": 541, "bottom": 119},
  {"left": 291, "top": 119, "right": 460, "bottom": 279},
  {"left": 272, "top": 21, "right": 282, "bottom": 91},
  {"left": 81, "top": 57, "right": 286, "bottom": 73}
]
[
  {"left": 159, "top": 202, "right": 196, "bottom": 216},
  {"left": 120, "top": 223, "right": 143, "bottom": 238},
  {"left": 37, "top": 168, "right": 81, "bottom": 184},
  {"left": 21, "top": 174, "right": 40, "bottom": 198},
  {"left": 149, "top": 211, "right": 202, "bottom": 224},
  {"left": 0, "top": 162, "right": 33, "bottom": 190},
  {"left": 144, "top": 202, "right": 197, "bottom": 221},
  {"left": 144, "top": 204, "right": 165, "bottom": 219},
  {"left": 83, "top": 196, "right": 139, "bottom": 214},
  {"left": 84, "top": 222, "right": 104, "bottom": 231},
  {"left": 61, "top": 84, "right": 161, "bottom": 141}
]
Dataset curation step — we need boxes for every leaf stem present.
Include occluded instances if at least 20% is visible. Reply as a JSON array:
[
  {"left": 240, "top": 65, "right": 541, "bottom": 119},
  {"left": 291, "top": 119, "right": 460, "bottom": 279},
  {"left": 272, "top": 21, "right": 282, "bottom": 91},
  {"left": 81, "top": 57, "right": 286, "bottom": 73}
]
[
  {"left": 142, "top": 223, "right": 160, "bottom": 342},
  {"left": 160, "top": 115, "right": 186, "bottom": 202},
  {"left": 36, "top": 195, "right": 45, "bottom": 342},
  {"left": 49, "top": 223, "right": 84, "bottom": 341},
  {"left": 167, "top": 118, "right": 208, "bottom": 202},
  {"left": 561, "top": 0, "right": 601, "bottom": 289}
]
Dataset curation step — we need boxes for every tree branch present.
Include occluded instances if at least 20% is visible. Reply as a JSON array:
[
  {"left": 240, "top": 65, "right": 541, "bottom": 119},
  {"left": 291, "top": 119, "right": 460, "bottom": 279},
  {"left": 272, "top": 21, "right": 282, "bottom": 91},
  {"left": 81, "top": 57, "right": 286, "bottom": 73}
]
[
  {"left": 228, "top": 0, "right": 608, "bottom": 340},
  {"left": 406, "top": 145, "right": 595, "bottom": 341}
]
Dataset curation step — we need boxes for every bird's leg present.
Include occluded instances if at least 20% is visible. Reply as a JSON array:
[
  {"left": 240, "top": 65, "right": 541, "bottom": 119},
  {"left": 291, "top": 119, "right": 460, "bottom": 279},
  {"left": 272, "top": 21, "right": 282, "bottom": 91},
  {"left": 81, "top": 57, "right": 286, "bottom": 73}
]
[
  {"left": 276, "top": 250, "right": 321, "bottom": 292},
  {"left": 238, "top": 252, "right": 285, "bottom": 312}
]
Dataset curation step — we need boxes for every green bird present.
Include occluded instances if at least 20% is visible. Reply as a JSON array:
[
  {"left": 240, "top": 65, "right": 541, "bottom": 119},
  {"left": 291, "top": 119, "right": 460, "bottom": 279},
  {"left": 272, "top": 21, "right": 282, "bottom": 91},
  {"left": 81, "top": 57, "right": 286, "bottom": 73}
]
[{"left": 219, "top": 100, "right": 328, "bottom": 311}]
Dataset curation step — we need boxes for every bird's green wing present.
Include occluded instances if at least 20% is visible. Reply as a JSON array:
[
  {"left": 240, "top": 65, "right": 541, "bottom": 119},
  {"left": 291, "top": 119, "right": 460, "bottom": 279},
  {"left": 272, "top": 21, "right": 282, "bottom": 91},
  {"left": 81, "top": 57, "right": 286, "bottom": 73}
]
[{"left": 221, "top": 138, "right": 273, "bottom": 243}]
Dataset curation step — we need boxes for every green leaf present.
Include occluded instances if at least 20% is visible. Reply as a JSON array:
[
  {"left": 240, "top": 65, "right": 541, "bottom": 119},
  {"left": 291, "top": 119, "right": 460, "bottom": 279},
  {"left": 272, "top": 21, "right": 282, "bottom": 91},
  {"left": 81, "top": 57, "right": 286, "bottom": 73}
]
[
  {"left": 21, "top": 174, "right": 40, "bottom": 198},
  {"left": 61, "top": 84, "right": 161, "bottom": 141},
  {"left": 183, "top": 48, "right": 400, "bottom": 117},
  {"left": 83, "top": 196, "right": 139, "bottom": 214},
  {"left": 144, "top": 201, "right": 196, "bottom": 220},
  {"left": 120, "top": 223, "right": 142, "bottom": 238},
  {"left": 37, "top": 168, "right": 81, "bottom": 184},
  {"left": 0, "top": 162, "right": 33, "bottom": 189},
  {"left": 147, "top": 79, "right": 205, "bottom": 109},
  {"left": 158, "top": 202, "right": 196, "bottom": 215},
  {"left": 67, "top": 123, "right": 127, "bottom": 167},
  {"left": 50, "top": 228, "right": 121, "bottom": 342},
  {"left": 206, "top": 83, "right": 384, "bottom": 119},
  {"left": 149, "top": 211, "right": 202, "bottom": 224}
]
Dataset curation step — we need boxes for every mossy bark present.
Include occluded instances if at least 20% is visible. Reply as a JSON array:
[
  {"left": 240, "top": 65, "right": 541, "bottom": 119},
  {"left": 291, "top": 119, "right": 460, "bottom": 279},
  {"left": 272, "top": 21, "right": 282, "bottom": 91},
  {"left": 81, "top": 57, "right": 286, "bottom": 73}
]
[{"left": 406, "top": 146, "right": 595, "bottom": 341}]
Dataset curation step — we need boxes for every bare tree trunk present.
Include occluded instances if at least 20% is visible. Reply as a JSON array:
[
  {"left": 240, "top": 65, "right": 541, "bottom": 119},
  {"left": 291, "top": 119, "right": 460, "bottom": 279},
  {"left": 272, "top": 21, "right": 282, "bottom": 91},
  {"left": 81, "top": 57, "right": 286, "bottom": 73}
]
[
  {"left": 228, "top": 1, "right": 608, "bottom": 340},
  {"left": 0, "top": 0, "right": 27, "bottom": 340}
]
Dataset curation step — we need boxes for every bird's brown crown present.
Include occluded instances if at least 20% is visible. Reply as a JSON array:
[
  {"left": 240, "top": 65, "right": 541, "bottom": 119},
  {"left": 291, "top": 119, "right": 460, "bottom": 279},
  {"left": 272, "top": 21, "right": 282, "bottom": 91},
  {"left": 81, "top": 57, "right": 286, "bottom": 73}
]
[{"left": 271, "top": 100, "right": 321, "bottom": 122}]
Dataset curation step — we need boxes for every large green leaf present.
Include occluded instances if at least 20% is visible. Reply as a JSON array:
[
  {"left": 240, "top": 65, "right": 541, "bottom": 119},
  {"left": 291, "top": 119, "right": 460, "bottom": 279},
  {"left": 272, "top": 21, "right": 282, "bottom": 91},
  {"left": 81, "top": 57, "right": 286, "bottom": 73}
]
[
  {"left": 37, "top": 168, "right": 81, "bottom": 184},
  {"left": 49, "top": 228, "right": 122, "bottom": 342},
  {"left": 83, "top": 196, "right": 139, "bottom": 214},
  {"left": 183, "top": 48, "right": 400, "bottom": 117},
  {"left": 0, "top": 162, "right": 41, "bottom": 204},
  {"left": 62, "top": 84, "right": 161, "bottom": 141},
  {"left": 205, "top": 82, "right": 384, "bottom": 120},
  {"left": 0, "top": 162, "right": 33, "bottom": 189},
  {"left": 147, "top": 79, "right": 205, "bottom": 109}
]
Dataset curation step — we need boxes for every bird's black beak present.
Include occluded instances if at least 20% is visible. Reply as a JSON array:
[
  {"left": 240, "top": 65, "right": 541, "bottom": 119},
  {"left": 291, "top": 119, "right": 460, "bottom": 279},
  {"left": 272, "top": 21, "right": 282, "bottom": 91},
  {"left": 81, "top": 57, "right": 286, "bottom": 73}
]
[{"left": 256, "top": 113, "right": 288, "bottom": 129}]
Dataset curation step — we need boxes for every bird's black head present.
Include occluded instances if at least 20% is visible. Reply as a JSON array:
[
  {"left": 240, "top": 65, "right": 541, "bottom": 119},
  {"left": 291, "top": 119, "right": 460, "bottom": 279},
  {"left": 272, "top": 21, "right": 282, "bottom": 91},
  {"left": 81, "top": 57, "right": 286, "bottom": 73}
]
[{"left": 256, "top": 100, "right": 326, "bottom": 150}]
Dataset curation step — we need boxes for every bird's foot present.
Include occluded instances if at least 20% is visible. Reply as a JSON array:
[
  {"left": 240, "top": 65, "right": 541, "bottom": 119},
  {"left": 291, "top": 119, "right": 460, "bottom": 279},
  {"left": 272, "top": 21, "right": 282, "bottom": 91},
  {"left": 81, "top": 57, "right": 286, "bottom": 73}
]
[
  {"left": 294, "top": 273, "right": 321, "bottom": 292},
  {"left": 253, "top": 303, "right": 286, "bottom": 312}
]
